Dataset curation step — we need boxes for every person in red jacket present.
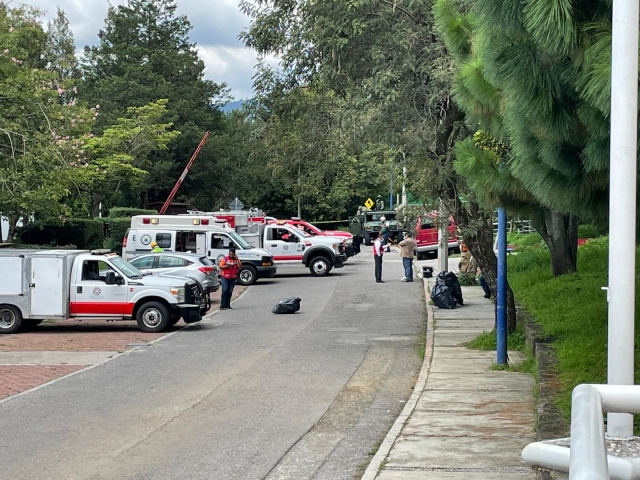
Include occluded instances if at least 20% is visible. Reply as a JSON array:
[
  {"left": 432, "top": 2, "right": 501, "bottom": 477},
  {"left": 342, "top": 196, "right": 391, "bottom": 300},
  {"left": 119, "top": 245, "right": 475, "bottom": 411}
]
[{"left": 219, "top": 248, "right": 241, "bottom": 310}]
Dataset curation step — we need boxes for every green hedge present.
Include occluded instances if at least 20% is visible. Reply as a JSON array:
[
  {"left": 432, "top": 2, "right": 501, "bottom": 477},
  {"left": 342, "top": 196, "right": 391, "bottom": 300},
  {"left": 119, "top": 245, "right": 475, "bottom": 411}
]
[
  {"left": 18, "top": 220, "right": 105, "bottom": 250},
  {"left": 108, "top": 207, "right": 157, "bottom": 218},
  {"left": 102, "top": 218, "right": 130, "bottom": 254}
]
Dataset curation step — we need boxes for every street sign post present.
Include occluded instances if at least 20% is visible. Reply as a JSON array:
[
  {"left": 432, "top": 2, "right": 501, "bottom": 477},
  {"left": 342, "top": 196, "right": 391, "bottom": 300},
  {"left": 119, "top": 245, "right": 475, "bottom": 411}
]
[
  {"left": 229, "top": 197, "right": 244, "bottom": 211},
  {"left": 364, "top": 198, "right": 374, "bottom": 209}
]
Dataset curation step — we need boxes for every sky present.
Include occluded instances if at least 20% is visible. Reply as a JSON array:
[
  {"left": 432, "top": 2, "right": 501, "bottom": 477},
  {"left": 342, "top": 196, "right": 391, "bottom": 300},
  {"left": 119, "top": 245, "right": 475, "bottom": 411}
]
[{"left": 23, "top": 0, "right": 275, "bottom": 100}]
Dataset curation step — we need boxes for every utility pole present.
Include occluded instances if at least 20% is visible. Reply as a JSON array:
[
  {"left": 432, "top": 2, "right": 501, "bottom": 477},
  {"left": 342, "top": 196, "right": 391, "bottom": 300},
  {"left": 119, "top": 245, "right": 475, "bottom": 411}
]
[
  {"left": 496, "top": 208, "right": 508, "bottom": 365},
  {"left": 389, "top": 171, "right": 394, "bottom": 210},
  {"left": 606, "top": 0, "right": 639, "bottom": 439},
  {"left": 402, "top": 166, "right": 407, "bottom": 206},
  {"left": 298, "top": 164, "right": 302, "bottom": 218},
  {"left": 437, "top": 200, "right": 448, "bottom": 272}
]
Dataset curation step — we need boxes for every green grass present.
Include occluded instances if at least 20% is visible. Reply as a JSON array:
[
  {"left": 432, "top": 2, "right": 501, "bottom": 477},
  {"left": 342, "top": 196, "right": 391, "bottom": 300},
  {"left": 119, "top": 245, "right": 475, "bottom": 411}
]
[
  {"left": 466, "top": 323, "right": 527, "bottom": 352},
  {"left": 504, "top": 236, "right": 640, "bottom": 431}
]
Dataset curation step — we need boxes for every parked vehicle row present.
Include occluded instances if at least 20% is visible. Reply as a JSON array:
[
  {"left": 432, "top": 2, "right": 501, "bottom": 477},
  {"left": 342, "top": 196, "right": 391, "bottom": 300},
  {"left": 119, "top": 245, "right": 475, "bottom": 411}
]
[
  {"left": 0, "top": 211, "right": 370, "bottom": 335},
  {"left": 0, "top": 249, "right": 204, "bottom": 335}
]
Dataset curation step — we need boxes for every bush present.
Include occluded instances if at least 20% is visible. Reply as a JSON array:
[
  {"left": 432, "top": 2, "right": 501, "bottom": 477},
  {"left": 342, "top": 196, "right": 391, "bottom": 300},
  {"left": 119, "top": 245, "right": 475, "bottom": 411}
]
[
  {"left": 101, "top": 218, "right": 131, "bottom": 254},
  {"left": 457, "top": 273, "right": 478, "bottom": 286},
  {"left": 578, "top": 224, "right": 603, "bottom": 239},
  {"left": 108, "top": 207, "right": 157, "bottom": 218},
  {"left": 18, "top": 219, "right": 105, "bottom": 250},
  {"left": 507, "top": 232, "right": 545, "bottom": 248}
]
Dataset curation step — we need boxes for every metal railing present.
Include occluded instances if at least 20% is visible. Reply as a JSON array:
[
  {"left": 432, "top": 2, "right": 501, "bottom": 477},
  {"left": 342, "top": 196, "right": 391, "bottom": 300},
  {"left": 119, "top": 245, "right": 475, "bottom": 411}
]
[{"left": 522, "top": 384, "right": 640, "bottom": 480}]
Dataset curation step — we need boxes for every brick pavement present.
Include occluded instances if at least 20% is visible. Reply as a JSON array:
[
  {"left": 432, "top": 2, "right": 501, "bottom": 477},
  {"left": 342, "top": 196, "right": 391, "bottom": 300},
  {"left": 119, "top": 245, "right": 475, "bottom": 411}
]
[
  {"left": 0, "top": 285, "right": 247, "bottom": 401},
  {"left": 0, "top": 365, "right": 86, "bottom": 400}
]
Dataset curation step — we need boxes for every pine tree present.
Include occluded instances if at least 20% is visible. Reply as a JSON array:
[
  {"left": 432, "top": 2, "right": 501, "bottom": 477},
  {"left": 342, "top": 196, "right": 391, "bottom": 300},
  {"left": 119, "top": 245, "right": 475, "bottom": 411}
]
[
  {"left": 80, "top": 0, "right": 228, "bottom": 207},
  {"left": 45, "top": 8, "right": 79, "bottom": 85}
]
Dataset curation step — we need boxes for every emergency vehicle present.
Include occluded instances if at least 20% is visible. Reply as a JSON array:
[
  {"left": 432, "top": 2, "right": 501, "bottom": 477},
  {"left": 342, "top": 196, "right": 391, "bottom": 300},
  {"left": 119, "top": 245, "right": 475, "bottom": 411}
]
[
  {"left": 0, "top": 249, "right": 203, "bottom": 334},
  {"left": 190, "top": 211, "right": 346, "bottom": 276},
  {"left": 265, "top": 218, "right": 358, "bottom": 257},
  {"left": 213, "top": 212, "right": 348, "bottom": 276},
  {"left": 123, "top": 215, "right": 277, "bottom": 286}
]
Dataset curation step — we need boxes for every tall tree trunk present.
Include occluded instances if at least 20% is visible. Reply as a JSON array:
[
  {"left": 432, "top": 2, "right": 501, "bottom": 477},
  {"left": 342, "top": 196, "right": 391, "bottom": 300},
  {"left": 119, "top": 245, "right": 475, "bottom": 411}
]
[
  {"left": 7, "top": 214, "right": 19, "bottom": 243},
  {"left": 454, "top": 199, "right": 517, "bottom": 334},
  {"left": 533, "top": 210, "right": 578, "bottom": 277},
  {"left": 0, "top": 212, "right": 3, "bottom": 242}
]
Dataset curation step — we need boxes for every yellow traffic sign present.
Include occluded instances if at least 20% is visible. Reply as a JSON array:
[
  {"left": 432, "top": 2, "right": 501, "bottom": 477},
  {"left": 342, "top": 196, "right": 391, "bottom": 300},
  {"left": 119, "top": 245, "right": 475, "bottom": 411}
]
[{"left": 364, "top": 198, "right": 374, "bottom": 209}]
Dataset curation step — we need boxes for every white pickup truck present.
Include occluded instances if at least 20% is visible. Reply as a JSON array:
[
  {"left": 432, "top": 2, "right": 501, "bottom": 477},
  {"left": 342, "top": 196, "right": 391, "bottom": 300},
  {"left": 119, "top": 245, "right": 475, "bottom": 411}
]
[
  {"left": 0, "top": 249, "right": 203, "bottom": 334},
  {"left": 250, "top": 221, "right": 348, "bottom": 276}
]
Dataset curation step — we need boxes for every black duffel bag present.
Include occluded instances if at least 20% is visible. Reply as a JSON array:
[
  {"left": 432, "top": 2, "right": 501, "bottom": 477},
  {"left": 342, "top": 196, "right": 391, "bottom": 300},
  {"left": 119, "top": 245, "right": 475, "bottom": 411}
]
[{"left": 272, "top": 297, "right": 302, "bottom": 314}]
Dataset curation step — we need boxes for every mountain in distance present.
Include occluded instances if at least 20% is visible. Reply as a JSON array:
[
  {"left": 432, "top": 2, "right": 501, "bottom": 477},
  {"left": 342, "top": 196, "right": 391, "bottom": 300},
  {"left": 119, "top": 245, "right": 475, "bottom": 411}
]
[{"left": 221, "top": 99, "right": 245, "bottom": 112}]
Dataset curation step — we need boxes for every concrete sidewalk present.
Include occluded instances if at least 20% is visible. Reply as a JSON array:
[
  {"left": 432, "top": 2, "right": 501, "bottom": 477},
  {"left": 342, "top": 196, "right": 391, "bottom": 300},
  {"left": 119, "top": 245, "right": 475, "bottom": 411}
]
[{"left": 363, "top": 259, "right": 536, "bottom": 479}]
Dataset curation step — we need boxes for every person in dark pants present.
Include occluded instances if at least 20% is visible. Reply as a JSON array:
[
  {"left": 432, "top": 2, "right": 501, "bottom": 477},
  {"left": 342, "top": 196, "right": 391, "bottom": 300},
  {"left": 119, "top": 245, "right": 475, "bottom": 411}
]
[
  {"left": 373, "top": 232, "right": 384, "bottom": 283},
  {"left": 218, "top": 247, "right": 241, "bottom": 310},
  {"left": 478, "top": 268, "right": 491, "bottom": 298}
]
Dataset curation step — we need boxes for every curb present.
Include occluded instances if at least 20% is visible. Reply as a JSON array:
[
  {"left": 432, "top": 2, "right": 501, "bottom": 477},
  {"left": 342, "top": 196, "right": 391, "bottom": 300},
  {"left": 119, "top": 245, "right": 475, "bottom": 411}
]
[
  {"left": 0, "top": 286, "right": 252, "bottom": 407},
  {"left": 361, "top": 275, "right": 435, "bottom": 480}
]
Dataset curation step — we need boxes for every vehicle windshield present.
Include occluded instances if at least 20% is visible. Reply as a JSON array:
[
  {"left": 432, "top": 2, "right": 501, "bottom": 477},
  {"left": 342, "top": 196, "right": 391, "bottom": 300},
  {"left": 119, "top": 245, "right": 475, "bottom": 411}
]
[
  {"left": 366, "top": 212, "right": 396, "bottom": 222},
  {"left": 228, "top": 231, "right": 252, "bottom": 249},
  {"left": 289, "top": 226, "right": 310, "bottom": 237},
  {"left": 110, "top": 256, "right": 144, "bottom": 279},
  {"left": 305, "top": 222, "right": 323, "bottom": 233}
]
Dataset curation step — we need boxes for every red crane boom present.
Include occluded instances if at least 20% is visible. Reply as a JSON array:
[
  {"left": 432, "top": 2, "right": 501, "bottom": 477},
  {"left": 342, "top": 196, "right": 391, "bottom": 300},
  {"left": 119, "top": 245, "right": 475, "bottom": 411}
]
[{"left": 159, "top": 131, "right": 210, "bottom": 215}]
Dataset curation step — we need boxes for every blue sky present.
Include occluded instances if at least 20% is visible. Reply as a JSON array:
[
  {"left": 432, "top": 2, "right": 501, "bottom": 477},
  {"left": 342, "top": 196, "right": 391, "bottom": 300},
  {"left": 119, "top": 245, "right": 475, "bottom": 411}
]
[{"left": 24, "top": 0, "right": 276, "bottom": 100}]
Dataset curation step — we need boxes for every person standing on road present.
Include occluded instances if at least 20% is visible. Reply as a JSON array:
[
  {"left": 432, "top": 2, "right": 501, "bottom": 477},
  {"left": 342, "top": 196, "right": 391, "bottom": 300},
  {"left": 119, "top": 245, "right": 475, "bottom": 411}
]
[
  {"left": 151, "top": 241, "right": 163, "bottom": 253},
  {"left": 219, "top": 247, "right": 241, "bottom": 310},
  {"left": 373, "top": 232, "right": 384, "bottom": 283},
  {"left": 398, "top": 231, "right": 416, "bottom": 282}
]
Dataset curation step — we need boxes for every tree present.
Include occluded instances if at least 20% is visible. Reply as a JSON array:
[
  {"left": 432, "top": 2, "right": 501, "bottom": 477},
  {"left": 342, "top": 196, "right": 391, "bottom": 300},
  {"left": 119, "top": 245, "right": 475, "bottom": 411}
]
[
  {"left": 0, "top": 4, "right": 95, "bottom": 239},
  {"left": 45, "top": 8, "right": 80, "bottom": 87},
  {"left": 242, "top": 0, "right": 518, "bottom": 331},
  {"left": 434, "top": 0, "right": 615, "bottom": 276},
  {"left": 80, "top": 0, "right": 228, "bottom": 209},
  {"left": 67, "top": 99, "right": 181, "bottom": 217}
]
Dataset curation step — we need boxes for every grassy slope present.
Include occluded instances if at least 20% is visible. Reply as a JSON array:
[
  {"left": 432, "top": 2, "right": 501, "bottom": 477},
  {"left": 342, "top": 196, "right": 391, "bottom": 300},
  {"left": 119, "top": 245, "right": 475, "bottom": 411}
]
[{"left": 506, "top": 233, "right": 638, "bottom": 424}]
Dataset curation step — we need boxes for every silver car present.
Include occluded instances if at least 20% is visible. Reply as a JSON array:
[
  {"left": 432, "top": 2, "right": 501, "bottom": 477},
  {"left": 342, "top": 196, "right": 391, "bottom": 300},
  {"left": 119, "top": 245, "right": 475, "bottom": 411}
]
[{"left": 129, "top": 252, "right": 220, "bottom": 301}]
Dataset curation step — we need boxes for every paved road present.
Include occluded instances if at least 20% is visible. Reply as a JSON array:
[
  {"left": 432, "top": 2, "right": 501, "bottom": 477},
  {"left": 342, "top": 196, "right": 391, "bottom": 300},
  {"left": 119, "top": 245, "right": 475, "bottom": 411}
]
[{"left": 0, "top": 249, "right": 423, "bottom": 480}]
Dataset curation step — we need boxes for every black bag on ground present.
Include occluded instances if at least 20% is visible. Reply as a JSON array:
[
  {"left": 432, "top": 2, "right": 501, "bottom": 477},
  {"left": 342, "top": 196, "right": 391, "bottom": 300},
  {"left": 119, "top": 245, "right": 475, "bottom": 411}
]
[
  {"left": 272, "top": 297, "right": 301, "bottom": 314},
  {"left": 431, "top": 284, "right": 457, "bottom": 309},
  {"left": 436, "top": 271, "right": 464, "bottom": 306}
]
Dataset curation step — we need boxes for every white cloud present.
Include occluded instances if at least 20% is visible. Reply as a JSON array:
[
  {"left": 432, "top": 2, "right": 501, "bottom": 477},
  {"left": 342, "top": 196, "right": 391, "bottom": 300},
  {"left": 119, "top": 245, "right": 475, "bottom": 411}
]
[
  {"left": 22, "top": 0, "right": 278, "bottom": 99},
  {"left": 197, "top": 45, "right": 279, "bottom": 99}
]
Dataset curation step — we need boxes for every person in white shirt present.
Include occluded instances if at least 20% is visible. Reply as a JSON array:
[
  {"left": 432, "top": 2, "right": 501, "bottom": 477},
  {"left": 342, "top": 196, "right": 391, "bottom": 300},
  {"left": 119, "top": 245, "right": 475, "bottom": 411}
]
[{"left": 373, "top": 232, "right": 384, "bottom": 283}]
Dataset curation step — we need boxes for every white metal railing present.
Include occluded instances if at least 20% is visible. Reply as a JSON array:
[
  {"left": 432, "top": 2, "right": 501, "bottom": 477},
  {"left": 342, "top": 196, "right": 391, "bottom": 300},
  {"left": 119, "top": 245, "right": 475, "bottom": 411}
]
[{"left": 522, "top": 384, "right": 640, "bottom": 480}]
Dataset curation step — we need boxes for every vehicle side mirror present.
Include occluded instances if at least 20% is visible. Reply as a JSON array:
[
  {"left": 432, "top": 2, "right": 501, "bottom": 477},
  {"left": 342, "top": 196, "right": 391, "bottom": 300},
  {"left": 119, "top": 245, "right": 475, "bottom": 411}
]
[{"left": 105, "top": 271, "right": 116, "bottom": 285}]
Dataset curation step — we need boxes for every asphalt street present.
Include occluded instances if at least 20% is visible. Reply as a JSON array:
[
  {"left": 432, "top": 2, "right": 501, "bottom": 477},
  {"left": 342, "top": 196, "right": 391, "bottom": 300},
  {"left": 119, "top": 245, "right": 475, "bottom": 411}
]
[{"left": 0, "top": 248, "right": 424, "bottom": 480}]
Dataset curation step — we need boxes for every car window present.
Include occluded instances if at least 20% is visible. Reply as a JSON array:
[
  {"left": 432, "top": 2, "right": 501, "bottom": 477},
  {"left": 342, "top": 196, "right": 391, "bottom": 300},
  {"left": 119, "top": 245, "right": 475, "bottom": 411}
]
[
  {"left": 158, "top": 256, "right": 188, "bottom": 268},
  {"left": 155, "top": 233, "right": 172, "bottom": 249},
  {"left": 199, "top": 256, "right": 214, "bottom": 266},
  {"left": 130, "top": 256, "right": 155, "bottom": 269},
  {"left": 82, "top": 260, "right": 113, "bottom": 282}
]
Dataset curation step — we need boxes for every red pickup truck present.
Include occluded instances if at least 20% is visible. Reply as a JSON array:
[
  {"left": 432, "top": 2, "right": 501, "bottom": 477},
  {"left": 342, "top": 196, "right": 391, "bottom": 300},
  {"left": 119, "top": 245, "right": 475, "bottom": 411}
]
[{"left": 415, "top": 213, "right": 460, "bottom": 260}]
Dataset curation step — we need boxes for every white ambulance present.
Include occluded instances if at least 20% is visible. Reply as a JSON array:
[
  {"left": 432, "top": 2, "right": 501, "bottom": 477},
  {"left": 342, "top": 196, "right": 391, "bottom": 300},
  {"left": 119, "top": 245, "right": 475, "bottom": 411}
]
[{"left": 123, "top": 215, "right": 276, "bottom": 286}]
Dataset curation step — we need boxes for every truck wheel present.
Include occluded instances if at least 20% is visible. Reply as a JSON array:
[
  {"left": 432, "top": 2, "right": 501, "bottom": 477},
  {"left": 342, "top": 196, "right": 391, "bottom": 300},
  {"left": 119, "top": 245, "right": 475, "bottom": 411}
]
[
  {"left": 364, "top": 232, "right": 372, "bottom": 246},
  {"left": 0, "top": 306, "right": 22, "bottom": 334},
  {"left": 237, "top": 265, "right": 258, "bottom": 286},
  {"left": 309, "top": 256, "right": 330, "bottom": 276},
  {"left": 136, "top": 302, "right": 171, "bottom": 333}
]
